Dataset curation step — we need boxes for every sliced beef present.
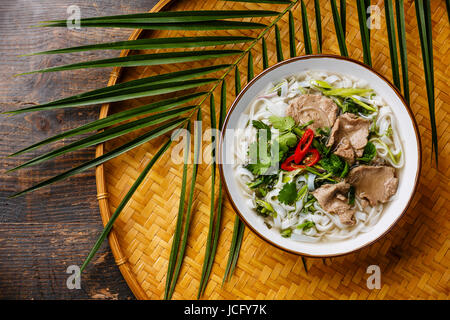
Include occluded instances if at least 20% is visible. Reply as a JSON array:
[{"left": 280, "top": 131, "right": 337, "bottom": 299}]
[
  {"left": 327, "top": 113, "right": 370, "bottom": 164},
  {"left": 347, "top": 165, "right": 399, "bottom": 207},
  {"left": 312, "top": 182, "right": 355, "bottom": 226},
  {"left": 286, "top": 94, "right": 338, "bottom": 133}
]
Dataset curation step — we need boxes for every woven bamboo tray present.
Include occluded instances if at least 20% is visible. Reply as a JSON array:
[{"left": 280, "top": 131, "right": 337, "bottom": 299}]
[{"left": 95, "top": 0, "right": 449, "bottom": 299}]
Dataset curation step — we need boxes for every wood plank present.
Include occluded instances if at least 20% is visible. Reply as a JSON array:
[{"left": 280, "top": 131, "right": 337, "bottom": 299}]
[{"left": 0, "top": 0, "right": 160, "bottom": 299}]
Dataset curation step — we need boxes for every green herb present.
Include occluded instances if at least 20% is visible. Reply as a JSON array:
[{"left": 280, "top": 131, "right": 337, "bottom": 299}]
[
  {"left": 246, "top": 121, "right": 274, "bottom": 175},
  {"left": 255, "top": 199, "right": 276, "bottom": 218},
  {"left": 310, "top": 79, "right": 332, "bottom": 89},
  {"left": 245, "top": 157, "right": 271, "bottom": 176},
  {"left": 313, "top": 138, "right": 330, "bottom": 157},
  {"left": 370, "top": 139, "right": 401, "bottom": 164},
  {"left": 296, "top": 184, "right": 308, "bottom": 201},
  {"left": 247, "top": 174, "right": 277, "bottom": 190},
  {"left": 293, "top": 127, "right": 305, "bottom": 137},
  {"left": 278, "top": 182, "right": 297, "bottom": 205},
  {"left": 324, "top": 87, "right": 372, "bottom": 97},
  {"left": 269, "top": 115, "right": 295, "bottom": 132},
  {"left": 257, "top": 187, "right": 268, "bottom": 197},
  {"left": 304, "top": 166, "right": 337, "bottom": 183},
  {"left": 348, "top": 186, "right": 356, "bottom": 205},
  {"left": 278, "top": 132, "right": 298, "bottom": 150},
  {"left": 255, "top": 199, "right": 275, "bottom": 213},
  {"left": 357, "top": 141, "right": 376, "bottom": 163},
  {"left": 385, "top": 126, "right": 393, "bottom": 137},
  {"left": 319, "top": 154, "right": 345, "bottom": 176},
  {"left": 297, "top": 220, "right": 315, "bottom": 231},
  {"left": 304, "top": 194, "right": 316, "bottom": 207},
  {"left": 340, "top": 161, "right": 349, "bottom": 178},
  {"left": 281, "top": 228, "right": 292, "bottom": 238},
  {"left": 298, "top": 120, "right": 314, "bottom": 130},
  {"left": 252, "top": 120, "right": 271, "bottom": 140},
  {"left": 316, "top": 126, "right": 330, "bottom": 136},
  {"left": 268, "top": 80, "right": 286, "bottom": 94},
  {"left": 349, "top": 96, "right": 376, "bottom": 112},
  {"left": 340, "top": 98, "right": 373, "bottom": 115}
]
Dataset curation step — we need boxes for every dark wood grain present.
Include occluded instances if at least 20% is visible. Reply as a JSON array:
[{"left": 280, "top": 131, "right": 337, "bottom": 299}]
[{"left": 0, "top": 0, "right": 159, "bottom": 299}]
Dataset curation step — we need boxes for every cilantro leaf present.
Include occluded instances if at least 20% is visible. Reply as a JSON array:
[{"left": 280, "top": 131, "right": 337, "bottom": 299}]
[
  {"left": 269, "top": 115, "right": 295, "bottom": 132},
  {"left": 245, "top": 162, "right": 271, "bottom": 175},
  {"left": 278, "top": 132, "right": 297, "bottom": 149},
  {"left": 246, "top": 141, "right": 272, "bottom": 175},
  {"left": 274, "top": 131, "right": 298, "bottom": 161},
  {"left": 278, "top": 182, "right": 297, "bottom": 205}
]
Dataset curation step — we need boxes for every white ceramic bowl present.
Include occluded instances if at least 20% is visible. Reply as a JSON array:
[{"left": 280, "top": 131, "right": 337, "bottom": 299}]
[{"left": 219, "top": 55, "right": 421, "bottom": 257}]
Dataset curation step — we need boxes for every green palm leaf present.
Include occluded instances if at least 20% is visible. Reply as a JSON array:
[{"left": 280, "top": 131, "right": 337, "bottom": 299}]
[
  {"left": 356, "top": 0, "right": 372, "bottom": 66},
  {"left": 223, "top": 215, "right": 242, "bottom": 284},
  {"left": 81, "top": 135, "right": 175, "bottom": 273},
  {"left": 340, "top": 0, "right": 346, "bottom": 38},
  {"left": 164, "top": 122, "right": 191, "bottom": 300},
  {"left": 385, "top": 0, "right": 401, "bottom": 90},
  {"left": 197, "top": 94, "right": 217, "bottom": 299},
  {"left": 9, "top": 106, "right": 196, "bottom": 172},
  {"left": 301, "top": 256, "right": 308, "bottom": 273},
  {"left": 314, "top": 0, "right": 322, "bottom": 53},
  {"left": 262, "top": 37, "right": 269, "bottom": 69},
  {"left": 224, "top": 68, "right": 246, "bottom": 283},
  {"left": 223, "top": 0, "right": 293, "bottom": 4},
  {"left": 38, "top": 20, "right": 267, "bottom": 31},
  {"left": 423, "top": 0, "right": 434, "bottom": 88},
  {"left": 167, "top": 109, "right": 202, "bottom": 300},
  {"left": 446, "top": 0, "right": 450, "bottom": 23},
  {"left": 19, "top": 50, "right": 242, "bottom": 75},
  {"left": 8, "top": 92, "right": 205, "bottom": 157},
  {"left": 8, "top": 65, "right": 227, "bottom": 114},
  {"left": 247, "top": 51, "right": 255, "bottom": 81},
  {"left": 395, "top": 0, "right": 409, "bottom": 104},
  {"left": 301, "top": 0, "right": 312, "bottom": 55},
  {"left": 41, "top": 10, "right": 279, "bottom": 24},
  {"left": 288, "top": 11, "right": 297, "bottom": 57},
  {"left": 10, "top": 118, "right": 186, "bottom": 198},
  {"left": 275, "top": 24, "right": 284, "bottom": 62},
  {"left": 23, "top": 36, "right": 254, "bottom": 56},
  {"left": 415, "top": 0, "right": 437, "bottom": 163},
  {"left": 329, "top": 0, "right": 348, "bottom": 56},
  {"left": 365, "top": 0, "right": 371, "bottom": 41},
  {"left": 229, "top": 217, "right": 245, "bottom": 279}
]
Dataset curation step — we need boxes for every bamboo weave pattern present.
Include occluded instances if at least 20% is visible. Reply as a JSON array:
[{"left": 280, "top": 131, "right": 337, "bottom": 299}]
[{"left": 96, "top": 0, "right": 449, "bottom": 299}]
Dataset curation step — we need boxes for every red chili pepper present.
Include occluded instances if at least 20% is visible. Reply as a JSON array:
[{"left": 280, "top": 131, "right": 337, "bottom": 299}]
[
  {"left": 301, "top": 148, "right": 320, "bottom": 167},
  {"left": 281, "top": 155, "right": 297, "bottom": 171},
  {"left": 294, "top": 129, "right": 314, "bottom": 163},
  {"left": 281, "top": 149, "right": 320, "bottom": 171}
]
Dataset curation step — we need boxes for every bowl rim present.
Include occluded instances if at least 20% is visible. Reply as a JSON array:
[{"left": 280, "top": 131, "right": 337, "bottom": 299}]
[{"left": 218, "top": 54, "right": 422, "bottom": 258}]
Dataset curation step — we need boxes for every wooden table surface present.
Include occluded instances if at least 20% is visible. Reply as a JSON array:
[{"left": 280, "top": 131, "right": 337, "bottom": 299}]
[{"left": 0, "top": 0, "right": 159, "bottom": 299}]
